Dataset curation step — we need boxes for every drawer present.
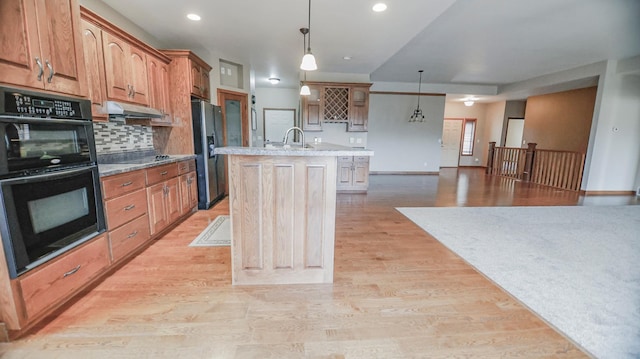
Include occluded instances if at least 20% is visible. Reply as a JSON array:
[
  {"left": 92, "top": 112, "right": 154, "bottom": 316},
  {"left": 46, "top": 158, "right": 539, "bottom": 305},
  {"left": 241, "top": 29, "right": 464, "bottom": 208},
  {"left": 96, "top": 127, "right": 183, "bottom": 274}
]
[
  {"left": 104, "top": 188, "right": 148, "bottom": 229},
  {"left": 354, "top": 156, "right": 370, "bottom": 162},
  {"left": 178, "top": 159, "right": 196, "bottom": 175},
  {"left": 109, "top": 214, "right": 151, "bottom": 262},
  {"left": 20, "top": 235, "right": 109, "bottom": 319},
  {"left": 146, "top": 163, "right": 178, "bottom": 186},
  {"left": 101, "top": 170, "right": 146, "bottom": 200}
]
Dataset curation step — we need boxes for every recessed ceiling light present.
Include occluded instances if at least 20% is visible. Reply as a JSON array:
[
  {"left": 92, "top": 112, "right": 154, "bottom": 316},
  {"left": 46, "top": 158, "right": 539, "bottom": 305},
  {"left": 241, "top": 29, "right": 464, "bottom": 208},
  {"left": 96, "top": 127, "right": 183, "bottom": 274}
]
[
  {"left": 372, "top": 3, "right": 387, "bottom": 12},
  {"left": 343, "top": 56, "right": 352, "bottom": 60},
  {"left": 268, "top": 77, "right": 280, "bottom": 85},
  {"left": 186, "top": 13, "right": 201, "bottom": 21}
]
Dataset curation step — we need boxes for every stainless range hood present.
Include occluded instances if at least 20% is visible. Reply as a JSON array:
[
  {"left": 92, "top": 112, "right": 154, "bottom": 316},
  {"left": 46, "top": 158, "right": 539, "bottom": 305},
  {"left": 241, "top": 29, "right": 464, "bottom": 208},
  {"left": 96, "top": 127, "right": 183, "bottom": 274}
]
[{"left": 104, "top": 101, "right": 163, "bottom": 120}]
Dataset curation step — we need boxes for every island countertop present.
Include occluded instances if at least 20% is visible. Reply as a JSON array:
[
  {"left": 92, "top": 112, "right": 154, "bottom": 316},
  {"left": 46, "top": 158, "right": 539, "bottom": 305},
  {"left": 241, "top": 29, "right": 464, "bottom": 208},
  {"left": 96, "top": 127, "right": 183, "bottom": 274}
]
[{"left": 214, "top": 142, "right": 373, "bottom": 157}]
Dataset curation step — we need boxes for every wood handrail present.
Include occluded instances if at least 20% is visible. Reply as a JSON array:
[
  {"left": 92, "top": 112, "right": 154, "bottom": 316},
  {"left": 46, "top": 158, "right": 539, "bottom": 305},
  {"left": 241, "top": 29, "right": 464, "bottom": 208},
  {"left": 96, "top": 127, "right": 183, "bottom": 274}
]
[{"left": 487, "top": 143, "right": 585, "bottom": 191}]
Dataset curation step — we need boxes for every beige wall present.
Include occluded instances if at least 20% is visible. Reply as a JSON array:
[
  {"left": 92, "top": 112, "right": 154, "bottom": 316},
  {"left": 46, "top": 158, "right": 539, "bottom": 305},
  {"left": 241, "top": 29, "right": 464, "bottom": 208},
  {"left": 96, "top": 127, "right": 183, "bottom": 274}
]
[{"left": 523, "top": 87, "right": 597, "bottom": 152}]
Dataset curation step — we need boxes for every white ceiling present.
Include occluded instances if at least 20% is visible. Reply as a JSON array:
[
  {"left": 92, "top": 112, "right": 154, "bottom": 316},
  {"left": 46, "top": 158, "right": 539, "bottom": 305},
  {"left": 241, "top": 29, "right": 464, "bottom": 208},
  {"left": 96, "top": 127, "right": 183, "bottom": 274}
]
[{"left": 99, "top": 0, "right": 640, "bottom": 101}]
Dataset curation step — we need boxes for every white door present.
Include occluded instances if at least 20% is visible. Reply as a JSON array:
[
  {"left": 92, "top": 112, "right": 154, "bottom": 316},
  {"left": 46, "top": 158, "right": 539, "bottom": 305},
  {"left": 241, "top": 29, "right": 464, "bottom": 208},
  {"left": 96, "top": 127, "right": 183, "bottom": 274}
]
[
  {"left": 505, "top": 118, "right": 525, "bottom": 147},
  {"left": 441, "top": 119, "right": 463, "bottom": 167}
]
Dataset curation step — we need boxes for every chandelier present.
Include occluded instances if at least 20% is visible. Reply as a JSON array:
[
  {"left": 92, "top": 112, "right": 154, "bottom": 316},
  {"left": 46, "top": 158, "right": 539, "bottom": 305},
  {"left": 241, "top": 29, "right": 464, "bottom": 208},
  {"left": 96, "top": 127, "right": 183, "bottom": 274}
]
[{"left": 409, "top": 70, "right": 425, "bottom": 122}]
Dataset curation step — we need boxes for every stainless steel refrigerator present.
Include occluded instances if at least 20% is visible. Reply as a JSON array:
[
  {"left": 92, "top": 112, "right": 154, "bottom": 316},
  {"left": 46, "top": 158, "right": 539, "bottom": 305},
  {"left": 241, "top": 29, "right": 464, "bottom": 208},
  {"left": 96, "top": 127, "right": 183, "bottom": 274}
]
[{"left": 192, "top": 100, "right": 225, "bottom": 209}]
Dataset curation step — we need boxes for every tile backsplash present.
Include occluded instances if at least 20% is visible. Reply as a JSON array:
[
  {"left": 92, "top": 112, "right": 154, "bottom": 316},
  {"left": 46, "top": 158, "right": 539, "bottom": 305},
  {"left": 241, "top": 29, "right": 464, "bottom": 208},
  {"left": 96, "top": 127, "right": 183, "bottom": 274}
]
[{"left": 93, "top": 122, "right": 153, "bottom": 154}]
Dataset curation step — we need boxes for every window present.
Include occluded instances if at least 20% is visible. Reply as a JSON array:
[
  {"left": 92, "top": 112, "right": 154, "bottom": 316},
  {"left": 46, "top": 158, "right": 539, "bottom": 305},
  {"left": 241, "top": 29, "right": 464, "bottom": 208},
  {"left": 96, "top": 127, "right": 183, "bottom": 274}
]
[{"left": 461, "top": 118, "right": 476, "bottom": 156}]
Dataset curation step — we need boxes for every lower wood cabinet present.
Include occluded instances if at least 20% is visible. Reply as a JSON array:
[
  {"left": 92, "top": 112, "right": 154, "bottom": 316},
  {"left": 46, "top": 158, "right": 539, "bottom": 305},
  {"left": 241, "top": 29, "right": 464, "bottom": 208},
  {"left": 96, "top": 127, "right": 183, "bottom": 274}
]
[
  {"left": 19, "top": 235, "right": 110, "bottom": 320},
  {"left": 337, "top": 156, "right": 370, "bottom": 192},
  {"left": 0, "top": 159, "right": 198, "bottom": 339},
  {"left": 109, "top": 214, "right": 151, "bottom": 262},
  {"left": 179, "top": 171, "right": 198, "bottom": 215},
  {"left": 147, "top": 177, "right": 180, "bottom": 235}
]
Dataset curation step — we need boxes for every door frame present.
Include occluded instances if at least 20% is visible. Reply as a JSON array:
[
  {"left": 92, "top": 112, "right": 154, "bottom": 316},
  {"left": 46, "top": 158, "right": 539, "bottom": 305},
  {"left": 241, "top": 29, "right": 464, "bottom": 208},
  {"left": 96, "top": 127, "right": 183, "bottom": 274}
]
[
  {"left": 441, "top": 118, "right": 464, "bottom": 168},
  {"left": 217, "top": 89, "right": 250, "bottom": 147}
]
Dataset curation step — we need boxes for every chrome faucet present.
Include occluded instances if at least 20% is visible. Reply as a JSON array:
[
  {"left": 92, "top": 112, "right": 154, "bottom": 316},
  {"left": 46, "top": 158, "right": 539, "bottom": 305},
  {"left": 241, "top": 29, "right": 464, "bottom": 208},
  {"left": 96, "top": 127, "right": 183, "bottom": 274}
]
[{"left": 283, "top": 126, "right": 305, "bottom": 147}]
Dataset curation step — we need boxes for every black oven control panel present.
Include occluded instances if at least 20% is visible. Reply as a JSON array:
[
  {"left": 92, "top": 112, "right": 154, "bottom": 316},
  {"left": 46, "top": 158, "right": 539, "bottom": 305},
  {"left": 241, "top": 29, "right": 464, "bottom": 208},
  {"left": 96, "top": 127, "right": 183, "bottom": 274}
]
[{"left": 0, "top": 86, "right": 90, "bottom": 120}]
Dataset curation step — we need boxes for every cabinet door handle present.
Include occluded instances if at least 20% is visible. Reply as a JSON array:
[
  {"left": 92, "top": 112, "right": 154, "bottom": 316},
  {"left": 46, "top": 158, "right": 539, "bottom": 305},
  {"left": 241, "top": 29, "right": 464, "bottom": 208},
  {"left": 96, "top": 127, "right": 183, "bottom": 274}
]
[
  {"left": 35, "top": 57, "right": 44, "bottom": 81},
  {"left": 45, "top": 60, "right": 54, "bottom": 83},
  {"left": 161, "top": 171, "right": 168, "bottom": 176},
  {"left": 63, "top": 265, "right": 81, "bottom": 278},
  {"left": 126, "top": 231, "right": 138, "bottom": 239},
  {"left": 131, "top": 86, "right": 135, "bottom": 98},
  {"left": 121, "top": 181, "right": 133, "bottom": 187},
  {"left": 124, "top": 204, "right": 135, "bottom": 211}
]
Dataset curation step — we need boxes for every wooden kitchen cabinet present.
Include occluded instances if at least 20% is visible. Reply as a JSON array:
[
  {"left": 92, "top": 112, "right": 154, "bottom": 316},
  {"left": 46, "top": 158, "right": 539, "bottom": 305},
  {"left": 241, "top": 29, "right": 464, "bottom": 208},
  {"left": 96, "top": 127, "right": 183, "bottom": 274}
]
[
  {"left": 348, "top": 86, "right": 371, "bottom": 131},
  {"left": 162, "top": 50, "right": 213, "bottom": 154},
  {"left": 147, "top": 177, "right": 180, "bottom": 235},
  {"left": 19, "top": 235, "right": 109, "bottom": 319},
  {"left": 301, "top": 83, "right": 323, "bottom": 131},
  {"left": 102, "top": 170, "right": 151, "bottom": 263},
  {"left": 190, "top": 59, "right": 212, "bottom": 100},
  {"left": 0, "top": 0, "right": 86, "bottom": 97},
  {"left": 301, "top": 82, "right": 371, "bottom": 132},
  {"left": 337, "top": 155, "right": 370, "bottom": 192},
  {"left": 102, "top": 31, "right": 149, "bottom": 106},
  {"left": 147, "top": 54, "right": 172, "bottom": 124},
  {"left": 80, "top": 18, "right": 108, "bottom": 121},
  {"left": 178, "top": 160, "right": 198, "bottom": 215},
  {"left": 179, "top": 171, "right": 198, "bottom": 215}
]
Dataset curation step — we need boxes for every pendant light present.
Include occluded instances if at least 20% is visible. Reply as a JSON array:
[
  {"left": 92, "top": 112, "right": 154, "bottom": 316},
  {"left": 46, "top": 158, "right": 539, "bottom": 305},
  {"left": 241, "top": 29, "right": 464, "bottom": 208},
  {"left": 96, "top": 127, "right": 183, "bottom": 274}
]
[
  {"left": 299, "top": 28, "right": 311, "bottom": 95},
  {"left": 410, "top": 70, "right": 425, "bottom": 122},
  {"left": 300, "top": 0, "right": 317, "bottom": 71}
]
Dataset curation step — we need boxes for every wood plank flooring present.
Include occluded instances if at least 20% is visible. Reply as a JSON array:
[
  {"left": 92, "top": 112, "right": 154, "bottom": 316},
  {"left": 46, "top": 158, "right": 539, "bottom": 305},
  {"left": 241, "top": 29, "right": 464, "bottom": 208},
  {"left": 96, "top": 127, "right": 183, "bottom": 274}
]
[{"left": 2, "top": 168, "right": 636, "bottom": 358}]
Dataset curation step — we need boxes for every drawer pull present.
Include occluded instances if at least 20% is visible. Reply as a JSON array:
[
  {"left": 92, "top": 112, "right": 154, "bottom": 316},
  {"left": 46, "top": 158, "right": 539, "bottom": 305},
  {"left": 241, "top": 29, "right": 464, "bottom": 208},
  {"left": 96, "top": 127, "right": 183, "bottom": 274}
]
[
  {"left": 121, "top": 181, "right": 133, "bottom": 187},
  {"left": 161, "top": 171, "right": 168, "bottom": 176},
  {"left": 126, "top": 231, "right": 139, "bottom": 239},
  {"left": 124, "top": 204, "right": 136, "bottom": 211},
  {"left": 63, "top": 265, "right": 81, "bottom": 278}
]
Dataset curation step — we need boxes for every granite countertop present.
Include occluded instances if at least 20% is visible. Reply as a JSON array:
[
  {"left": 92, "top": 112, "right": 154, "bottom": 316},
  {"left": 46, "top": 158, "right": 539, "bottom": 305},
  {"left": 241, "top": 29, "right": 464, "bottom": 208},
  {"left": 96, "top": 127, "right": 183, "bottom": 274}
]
[
  {"left": 98, "top": 154, "right": 196, "bottom": 177},
  {"left": 214, "top": 142, "right": 374, "bottom": 157}
]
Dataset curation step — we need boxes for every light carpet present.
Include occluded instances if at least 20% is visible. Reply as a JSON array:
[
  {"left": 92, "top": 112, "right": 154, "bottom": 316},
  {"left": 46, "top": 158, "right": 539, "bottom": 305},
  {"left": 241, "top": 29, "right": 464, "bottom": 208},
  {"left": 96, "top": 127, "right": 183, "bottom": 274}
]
[
  {"left": 397, "top": 205, "right": 640, "bottom": 359},
  {"left": 188, "top": 215, "right": 230, "bottom": 247}
]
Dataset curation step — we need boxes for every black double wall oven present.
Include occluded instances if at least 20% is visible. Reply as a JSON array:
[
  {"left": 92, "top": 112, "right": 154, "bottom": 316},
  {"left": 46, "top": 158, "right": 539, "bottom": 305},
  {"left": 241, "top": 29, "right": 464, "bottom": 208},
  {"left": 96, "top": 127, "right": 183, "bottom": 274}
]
[{"left": 0, "top": 86, "right": 105, "bottom": 278}]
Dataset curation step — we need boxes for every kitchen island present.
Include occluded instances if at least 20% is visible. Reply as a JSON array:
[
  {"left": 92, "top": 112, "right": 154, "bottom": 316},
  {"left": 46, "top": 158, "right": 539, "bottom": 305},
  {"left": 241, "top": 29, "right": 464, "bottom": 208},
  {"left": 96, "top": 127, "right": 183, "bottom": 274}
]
[{"left": 215, "top": 143, "right": 373, "bottom": 285}]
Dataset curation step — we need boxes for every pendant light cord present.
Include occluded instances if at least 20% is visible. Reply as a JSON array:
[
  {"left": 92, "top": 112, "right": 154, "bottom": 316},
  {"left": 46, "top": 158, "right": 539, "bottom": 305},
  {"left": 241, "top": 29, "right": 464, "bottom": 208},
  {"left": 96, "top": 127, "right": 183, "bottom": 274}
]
[
  {"left": 307, "top": 0, "right": 312, "bottom": 53},
  {"left": 417, "top": 70, "right": 423, "bottom": 109}
]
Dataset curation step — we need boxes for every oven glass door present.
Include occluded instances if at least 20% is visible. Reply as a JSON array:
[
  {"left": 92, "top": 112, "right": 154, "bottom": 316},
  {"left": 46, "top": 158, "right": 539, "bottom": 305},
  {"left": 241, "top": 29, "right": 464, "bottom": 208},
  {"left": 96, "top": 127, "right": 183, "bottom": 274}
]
[
  {"left": 0, "top": 166, "right": 105, "bottom": 277},
  {"left": 0, "top": 118, "right": 94, "bottom": 176}
]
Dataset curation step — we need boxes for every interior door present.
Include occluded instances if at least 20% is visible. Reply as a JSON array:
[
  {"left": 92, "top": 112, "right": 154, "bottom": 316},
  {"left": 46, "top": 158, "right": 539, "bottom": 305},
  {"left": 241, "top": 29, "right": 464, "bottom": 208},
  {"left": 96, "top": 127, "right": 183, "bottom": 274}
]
[
  {"left": 441, "top": 119, "right": 463, "bottom": 167},
  {"left": 505, "top": 118, "right": 525, "bottom": 147},
  {"left": 217, "top": 89, "right": 249, "bottom": 193}
]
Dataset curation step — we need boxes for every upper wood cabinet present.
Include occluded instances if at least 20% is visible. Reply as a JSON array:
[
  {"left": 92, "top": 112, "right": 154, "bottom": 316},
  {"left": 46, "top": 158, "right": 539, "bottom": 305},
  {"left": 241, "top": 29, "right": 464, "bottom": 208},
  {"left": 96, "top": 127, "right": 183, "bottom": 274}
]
[
  {"left": 80, "top": 19, "right": 107, "bottom": 121},
  {"left": 102, "top": 31, "right": 149, "bottom": 106},
  {"left": 302, "top": 84, "right": 323, "bottom": 131},
  {"left": 80, "top": 7, "right": 172, "bottom": 123},
  {"left": 162, "top": 50, "right": 213, "bottom": 154},
  {"left": 147, "top": 55, "right": 172, "bottom": 124},
  {"left": 348, "top": 86, "right": 371, "bottom": 132},
  {"left": 301, "top": 82, "right": 371, "bottom": 132},
  {"left": 190, "top": 58, "right": 212, "bottom": 100},
  {"left": 0, "top": 0, "right": 86, "bottom": 97}
]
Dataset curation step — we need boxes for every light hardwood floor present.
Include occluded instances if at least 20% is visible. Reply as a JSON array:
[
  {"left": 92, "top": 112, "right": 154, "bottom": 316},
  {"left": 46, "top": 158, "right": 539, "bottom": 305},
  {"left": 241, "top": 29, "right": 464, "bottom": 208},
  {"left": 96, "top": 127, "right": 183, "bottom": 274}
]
[{"left": 1, "top": 168, "right": 636, "bottom": 358}]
